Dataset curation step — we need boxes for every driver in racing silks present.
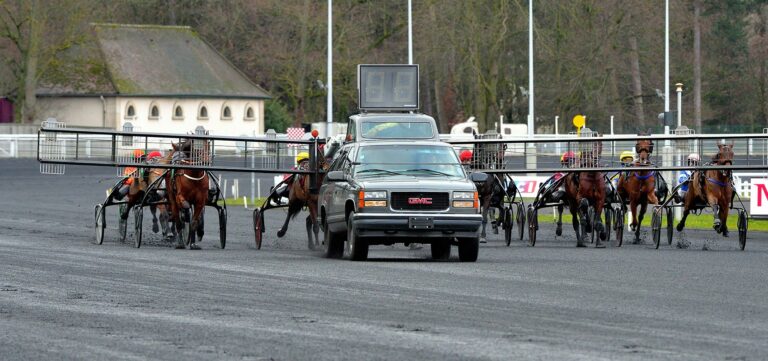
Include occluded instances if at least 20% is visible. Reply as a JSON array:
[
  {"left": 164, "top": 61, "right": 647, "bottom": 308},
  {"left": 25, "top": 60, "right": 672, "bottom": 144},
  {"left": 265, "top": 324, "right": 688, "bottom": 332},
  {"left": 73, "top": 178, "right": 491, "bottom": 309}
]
[
  {"left": 114, "top": 149, "right": 163, "bottom": 200},
  {"left": 544, "top": 151, "right": 575, "bottom": 202},
  {"left": 272, "top": 152, "right": 310, "bottom": 204},
  {"left": 675, "top": 153, "right": 700, "bottom": 203}
]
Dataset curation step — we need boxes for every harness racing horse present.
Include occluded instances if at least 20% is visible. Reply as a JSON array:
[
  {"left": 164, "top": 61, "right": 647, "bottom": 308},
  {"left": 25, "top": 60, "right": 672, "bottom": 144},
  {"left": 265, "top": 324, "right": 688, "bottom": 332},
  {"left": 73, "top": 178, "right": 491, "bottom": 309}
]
[
  {"left": 469, "top": 137, "right": 510, "bottom": 242},
  {"left": 676, "top": 143, "right": 735, "bottom": 236},
  {"left": 120, "top": 154, "right": 172, "bottom": 240},
  {"left": 165, "top": 138, "right": 211, "bottom": 249},
  {"left": 563, "top": 138, "right": 607, "bottom": 247},
  {"left": 617, "top": 135, "right": 659, "bottom": 243},
  {"left": 275, "top": 144, "right": 329, "bottom": 250}
]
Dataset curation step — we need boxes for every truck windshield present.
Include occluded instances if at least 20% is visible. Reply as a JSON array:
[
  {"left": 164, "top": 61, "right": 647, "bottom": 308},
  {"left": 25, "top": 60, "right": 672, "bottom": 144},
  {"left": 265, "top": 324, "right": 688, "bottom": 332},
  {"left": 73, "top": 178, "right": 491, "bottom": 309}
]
[
  {"left": 360, "top": 121, "right": 434, "bottom": 139},
  {"left": 354, "top": 144, "right": 465, "bottom": 178}
]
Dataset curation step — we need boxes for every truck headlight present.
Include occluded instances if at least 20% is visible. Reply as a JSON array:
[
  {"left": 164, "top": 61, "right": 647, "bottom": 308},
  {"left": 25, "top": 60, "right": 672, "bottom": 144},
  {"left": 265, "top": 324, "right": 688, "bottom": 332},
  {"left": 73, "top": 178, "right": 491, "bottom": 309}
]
[
  {"left": 453, "top": 191, "right": 475, "bottom": 199},
  {"left": 452, "top": 191, "right": 478, "bottom": 208},
  {"left": 359, "top": 191, "right": 387, "bottom": 208},
  {"left": 364, "top": 191, "right": 387, "bottom": 199}
]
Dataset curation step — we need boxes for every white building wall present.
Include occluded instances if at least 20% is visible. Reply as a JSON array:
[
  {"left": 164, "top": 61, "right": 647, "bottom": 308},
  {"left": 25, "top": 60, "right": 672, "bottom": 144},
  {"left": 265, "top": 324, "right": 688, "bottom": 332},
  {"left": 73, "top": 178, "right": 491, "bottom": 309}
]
[
  {"left": 116, "top": 97, "right": 265, "bottom": 136},
  {"left": 37, "top": 97, "right": 117, "bottom": 128}
]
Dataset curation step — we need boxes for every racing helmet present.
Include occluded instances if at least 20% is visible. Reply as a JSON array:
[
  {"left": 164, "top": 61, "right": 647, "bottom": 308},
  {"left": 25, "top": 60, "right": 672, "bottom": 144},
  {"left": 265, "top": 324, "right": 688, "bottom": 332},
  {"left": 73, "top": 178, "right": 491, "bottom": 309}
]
[
  {"left": 459, "top": 150, "right": 473, "bottom": 162},
  {"left": 296, "top": 152, "right": 310, "bottom": 164},
  {"left": 619, "top": 151, "right": 635, "bottom": 163},
  {"left": 146, "top": 151, "right": 163, "bottom": 161},
  {"left": 133, "top": 149, "right": 145, "bottom": 159},
  {"left": 687, "top": 153, "right": 700, "bottom": 166},
  {"left": 561, "top": 151, "right": 575, "bottom": 164}
]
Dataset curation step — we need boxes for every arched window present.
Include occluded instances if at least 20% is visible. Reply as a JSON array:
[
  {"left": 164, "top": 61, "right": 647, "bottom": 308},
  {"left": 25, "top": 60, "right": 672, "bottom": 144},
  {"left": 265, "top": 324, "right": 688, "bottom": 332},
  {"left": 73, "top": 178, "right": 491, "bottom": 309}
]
[
  {"left": 149, "top": 103, "right": 160, "bottom": 120},
  {"left": 173, "top": 104, "right": 184, "bottom": 120},
  {"left": 124, "top": 103, "right": 136, "bottom": 119},
  {"left": 244, "top": 105, "right": 255, "bottom": 121},
  {"left": 198, "top": 103, "right": 208, "bottom": 120},
  {"left": 221, "top": 105, "right": 232, "bottom": 120}
]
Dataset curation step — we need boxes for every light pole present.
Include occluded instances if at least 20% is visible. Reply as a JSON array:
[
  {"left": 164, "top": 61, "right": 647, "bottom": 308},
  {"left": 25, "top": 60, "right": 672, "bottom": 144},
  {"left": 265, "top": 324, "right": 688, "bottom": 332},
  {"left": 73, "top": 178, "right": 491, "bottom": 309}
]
[
  {"left": 326, "top": 0, "right": 333, "bottom": 137},
  {"left": 408, "top": 0, "right": 413, "bottom": 65},
  {"left": 676, "top": 83, "right": 683, "bottom": 128},
  {"left": 528, "top": 0, "right": 534, "bottom": 138}
]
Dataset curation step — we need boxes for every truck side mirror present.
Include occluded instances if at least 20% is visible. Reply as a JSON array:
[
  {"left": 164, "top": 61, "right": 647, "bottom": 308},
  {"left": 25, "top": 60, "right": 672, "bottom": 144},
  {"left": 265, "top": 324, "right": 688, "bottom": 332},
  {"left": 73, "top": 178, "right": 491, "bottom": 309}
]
[
  {"left": 326, "top": 171, "right": 346, "bottom": 182},
  {"left": 469, "top": 172, "right": 488, "bottom": 183}
]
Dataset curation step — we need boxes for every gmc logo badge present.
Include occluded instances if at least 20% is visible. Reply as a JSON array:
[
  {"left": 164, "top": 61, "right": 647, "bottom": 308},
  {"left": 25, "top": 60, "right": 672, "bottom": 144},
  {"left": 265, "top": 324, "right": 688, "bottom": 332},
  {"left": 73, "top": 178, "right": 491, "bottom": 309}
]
[{"left": 408, "top": 197, "right": 433, "bottom": 205}]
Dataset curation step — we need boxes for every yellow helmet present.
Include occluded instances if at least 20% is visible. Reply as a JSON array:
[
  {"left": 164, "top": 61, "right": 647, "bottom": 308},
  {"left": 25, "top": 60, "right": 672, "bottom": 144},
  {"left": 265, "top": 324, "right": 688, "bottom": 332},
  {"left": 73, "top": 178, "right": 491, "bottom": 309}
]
[
  {"left": 619, "top": 151, "right": 634, "bottom": 162},
  {"left": 296, "top": 152, "right": 309, "bottom": 164}
]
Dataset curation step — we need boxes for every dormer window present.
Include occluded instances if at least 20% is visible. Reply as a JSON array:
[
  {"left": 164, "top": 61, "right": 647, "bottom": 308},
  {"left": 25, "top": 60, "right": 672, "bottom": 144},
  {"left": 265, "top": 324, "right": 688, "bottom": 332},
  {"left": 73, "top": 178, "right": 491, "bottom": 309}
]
[
  {"left": 173, "top": 104, "right": 184, "bottom": 120},
  {"left": 149, "top": 103, "right": 160, "bottom": 120},
  {"left": 198, "top": 103, "right": 209, "bottom": 120},
  {"left": 124, "top": 103, "right": 136, "bottom": 119}
]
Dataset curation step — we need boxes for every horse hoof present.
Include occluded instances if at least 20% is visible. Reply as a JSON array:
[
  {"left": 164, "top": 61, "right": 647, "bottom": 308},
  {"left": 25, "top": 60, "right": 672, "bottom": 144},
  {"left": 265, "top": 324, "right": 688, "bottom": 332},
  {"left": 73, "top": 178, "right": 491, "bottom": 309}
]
[
  {"left": 307, "top": 242, "right": 315, "bottom": 251},
  {"left": 676, "top": 223, "right": 684, "bottom": 232},
  {"left": 277, "top": 230, "right": 286, "bottom": 238},
  {"left": 595, "top": 242, "right": 606, "bottom": 249},
  {"left": 722, "top": 231, "right": 729, "bottom": 237},
  {"left": 175, "top": 243, "right": 185, "bottom": 249},
  {"left": 152, "top": 222, "right": 159, "bottom": 233},
  {"left": 493, "top": 228, "right": 499, "bottom": 235},
  {"left": 555, "top": 227, "right": 562, "bottom": 237},
  {"left": 576, "top": 242, "right": 586, "bottom": 248},
  {"left": 479, "top": 238, "right": 487, "bottom": 244},
  {"left": 189, "top": 243, "right": 201, "bottom": 250}
]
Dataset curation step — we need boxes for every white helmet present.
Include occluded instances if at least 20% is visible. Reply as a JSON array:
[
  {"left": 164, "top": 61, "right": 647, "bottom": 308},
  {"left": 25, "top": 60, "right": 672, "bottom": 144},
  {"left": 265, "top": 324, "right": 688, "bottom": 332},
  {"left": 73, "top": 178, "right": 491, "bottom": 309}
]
[{"left": 687, "top": 153, "right": 700, "bottom": 162}]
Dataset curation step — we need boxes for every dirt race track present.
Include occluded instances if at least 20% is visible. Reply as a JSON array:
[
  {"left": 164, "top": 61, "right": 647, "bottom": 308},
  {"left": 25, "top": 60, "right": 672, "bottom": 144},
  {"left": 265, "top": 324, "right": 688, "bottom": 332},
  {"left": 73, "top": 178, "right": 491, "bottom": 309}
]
[{"left": 1, "top": 159, "right": 767, "bottom": 360}]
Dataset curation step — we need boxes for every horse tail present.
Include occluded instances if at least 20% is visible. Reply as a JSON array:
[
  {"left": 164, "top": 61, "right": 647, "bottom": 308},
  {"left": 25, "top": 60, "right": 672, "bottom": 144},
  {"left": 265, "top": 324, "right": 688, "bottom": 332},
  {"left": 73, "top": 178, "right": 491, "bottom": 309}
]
[{"left": 287, "top": 197, "right": 305, "bottom": 220}]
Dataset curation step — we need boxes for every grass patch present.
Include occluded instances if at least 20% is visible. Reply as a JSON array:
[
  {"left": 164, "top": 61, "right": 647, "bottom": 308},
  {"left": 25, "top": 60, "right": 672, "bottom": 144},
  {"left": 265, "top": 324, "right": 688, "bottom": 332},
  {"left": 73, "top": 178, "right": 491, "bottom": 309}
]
[
  {"left": 218, "top": 197, "right": 266, "bottom": 207},
  {"left": 536, "top": 210, "right": 768, "bottom": 232}
]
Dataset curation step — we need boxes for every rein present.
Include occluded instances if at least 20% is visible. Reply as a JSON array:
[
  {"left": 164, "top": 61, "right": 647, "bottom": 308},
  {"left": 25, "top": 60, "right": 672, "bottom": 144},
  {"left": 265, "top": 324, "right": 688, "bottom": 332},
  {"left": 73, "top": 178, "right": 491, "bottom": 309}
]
[
  {"left": 633, "top": 172, "right": 653, "bottom": 181},
  {"left": 706, "top": 177, "right": 728, "bottom": 188},
  {"left": 180, "top": 172, "right": 207, "bottom": 181}
]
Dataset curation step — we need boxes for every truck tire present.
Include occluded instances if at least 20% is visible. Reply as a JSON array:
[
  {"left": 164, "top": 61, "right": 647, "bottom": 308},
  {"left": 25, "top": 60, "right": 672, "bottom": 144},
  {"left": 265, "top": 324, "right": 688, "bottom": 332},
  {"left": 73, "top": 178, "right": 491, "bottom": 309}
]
[
  {"left": 430, "top": 241, "right": 451, "bottom": 260},
  {"left": 457, "top": 237, "right": 479, "bottom": 262},
  {"left": 346, "top": 213, "right": 368, "bottom": 261},
  {"left": 324, "top": 219, "right": 344, "bottom": 259}
]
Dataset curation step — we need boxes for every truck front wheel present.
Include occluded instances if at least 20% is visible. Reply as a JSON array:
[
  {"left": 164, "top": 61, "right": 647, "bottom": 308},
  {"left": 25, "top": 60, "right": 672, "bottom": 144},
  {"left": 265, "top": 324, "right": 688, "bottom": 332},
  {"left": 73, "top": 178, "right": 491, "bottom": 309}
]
[{"left": 457, "top": 237, "right": 479, "bottom": 262}]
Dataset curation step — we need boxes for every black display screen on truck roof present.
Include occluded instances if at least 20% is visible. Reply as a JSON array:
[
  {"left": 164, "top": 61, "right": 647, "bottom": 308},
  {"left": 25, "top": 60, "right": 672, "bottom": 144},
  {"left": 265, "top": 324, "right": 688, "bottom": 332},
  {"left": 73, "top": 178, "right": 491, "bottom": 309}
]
[{"left": 358, "top": 64, "right": 419, "bottom": 111}]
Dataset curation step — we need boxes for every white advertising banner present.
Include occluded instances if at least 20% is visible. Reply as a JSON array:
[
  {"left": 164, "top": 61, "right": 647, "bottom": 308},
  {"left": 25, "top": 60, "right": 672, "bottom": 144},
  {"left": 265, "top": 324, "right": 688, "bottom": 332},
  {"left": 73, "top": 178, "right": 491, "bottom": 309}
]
[
  {"left": 512, "top": 176, "right": 551, "bottom": 198},
  {"left": 750, "top": 179, "right": 768, "bottom": 216}
]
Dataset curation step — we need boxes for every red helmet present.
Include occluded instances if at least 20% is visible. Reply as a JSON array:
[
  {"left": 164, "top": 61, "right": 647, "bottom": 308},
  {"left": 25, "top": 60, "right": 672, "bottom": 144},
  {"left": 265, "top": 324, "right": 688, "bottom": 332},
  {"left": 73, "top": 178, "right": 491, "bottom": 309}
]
[
  {"left": 561, "top": 151, "right": 575, "bottom": 163},
  {"left": 146, "top": 151, "right": 163, "bottom": 160},
  {"left": 459, "top": 150, "right": 473, "bottom": 162}
]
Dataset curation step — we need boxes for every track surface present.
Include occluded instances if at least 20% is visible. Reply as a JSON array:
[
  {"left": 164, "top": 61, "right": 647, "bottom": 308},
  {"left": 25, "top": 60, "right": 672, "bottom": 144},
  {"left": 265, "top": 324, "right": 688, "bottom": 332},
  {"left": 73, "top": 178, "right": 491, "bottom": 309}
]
[{"left": 1, "top": 159, "right": 767, "bottom": 360}]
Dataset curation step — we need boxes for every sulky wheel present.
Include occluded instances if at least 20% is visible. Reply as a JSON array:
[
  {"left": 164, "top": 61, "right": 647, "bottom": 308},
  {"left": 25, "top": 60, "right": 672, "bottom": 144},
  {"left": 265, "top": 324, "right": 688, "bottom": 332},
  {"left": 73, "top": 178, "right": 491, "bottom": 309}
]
[
  {"left": 517, "top": 203, "right": 526, "bottom": 240},
  {"left": 94, "top": 204, "right": 105, "bottom": 245},
  {"left": 604, "top": 207, "right": 613, "bottom": 245},
  {"left": 218, "top": 208, "right": 227, "bottom": 249},
  {"left": 651, "top": 208, "right": 662, "bottom": 249},
  {"left": 738, "top": 210, "right": 747, "bottom": 251},
  {"left": 504, "top": 208, "right": 512, "bottom": 246},
  {"left": 588, "top": 207, "right": 596, "bottom": 245},
  {"left": 118, "top": 204, "right": 127, "bottom": 243},
  {"left": 666, "top": 207, "right": 674, "bottom": 245},
  {"left": 253, "top": 209, "right": 264, "bottom": 250},
  {"left": 527, "top": 206, "right": 537, "bottom": 247},
  {"left": 615, "top": 208, "right": 624, "bottom": 247},
  {"left": 133, "top": 207, "right": 143, "bottom": 248}
]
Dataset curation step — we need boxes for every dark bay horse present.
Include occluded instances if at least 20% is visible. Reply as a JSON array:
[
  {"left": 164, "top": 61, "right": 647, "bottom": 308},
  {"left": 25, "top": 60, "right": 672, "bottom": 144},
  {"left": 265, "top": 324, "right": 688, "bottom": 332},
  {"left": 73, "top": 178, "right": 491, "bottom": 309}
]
[
  {"left": 165, "top": 139, "right": 210, "bottom": 249},
  {"left": 563, "top": 139, "right": 607, "bottom": 247},
  {"left": 677, "top": 143, "right": 734, "bottom": 236},
  {"left": 617, "top": 136, "right": 659, "bottom": 243},
  {"left": 276, "top": 144, "right": 328, "bottom": 250}
]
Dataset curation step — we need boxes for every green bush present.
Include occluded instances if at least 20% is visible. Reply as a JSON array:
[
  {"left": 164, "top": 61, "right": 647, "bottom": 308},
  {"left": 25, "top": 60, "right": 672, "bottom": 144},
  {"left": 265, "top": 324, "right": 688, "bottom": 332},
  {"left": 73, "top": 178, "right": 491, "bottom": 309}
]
[{"left": 264, "top": 99, "right": 292, "bottom": 133}]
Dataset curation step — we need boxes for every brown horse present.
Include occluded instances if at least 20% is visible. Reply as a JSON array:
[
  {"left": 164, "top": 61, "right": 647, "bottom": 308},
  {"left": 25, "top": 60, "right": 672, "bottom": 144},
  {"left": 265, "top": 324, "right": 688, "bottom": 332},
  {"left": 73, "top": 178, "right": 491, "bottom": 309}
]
[
  {"left": 563, "top": 139, "right": 607, "bottom": 247},
  {"left": 617, "top": 136, "right": 658, "bottom": 243},
  {"left": 276, "top": 145, "right": 329, "bottom": 250},
  {"left": 165, "top": 139, "right": 210, "bottom": 249},
  {"left": 676, "top": 143, "right": 734, "bottom": 236},
  {"left": 120, "top": 154, "right": 172, "bottom": 239}
]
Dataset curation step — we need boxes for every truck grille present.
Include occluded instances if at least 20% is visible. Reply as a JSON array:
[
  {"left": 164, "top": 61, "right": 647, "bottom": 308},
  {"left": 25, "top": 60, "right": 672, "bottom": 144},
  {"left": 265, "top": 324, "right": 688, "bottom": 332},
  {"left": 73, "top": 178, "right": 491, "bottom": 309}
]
[{"left": 391, "top": 192, "right": 449, "bottom": 211}]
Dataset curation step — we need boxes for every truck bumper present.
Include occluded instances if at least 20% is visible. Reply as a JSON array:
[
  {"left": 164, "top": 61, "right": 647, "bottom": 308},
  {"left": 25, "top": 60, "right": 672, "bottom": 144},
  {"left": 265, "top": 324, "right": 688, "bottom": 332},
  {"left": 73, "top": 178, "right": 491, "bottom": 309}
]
[{"left": 351, "top": 213, "right": 482, "bottom": 239}]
